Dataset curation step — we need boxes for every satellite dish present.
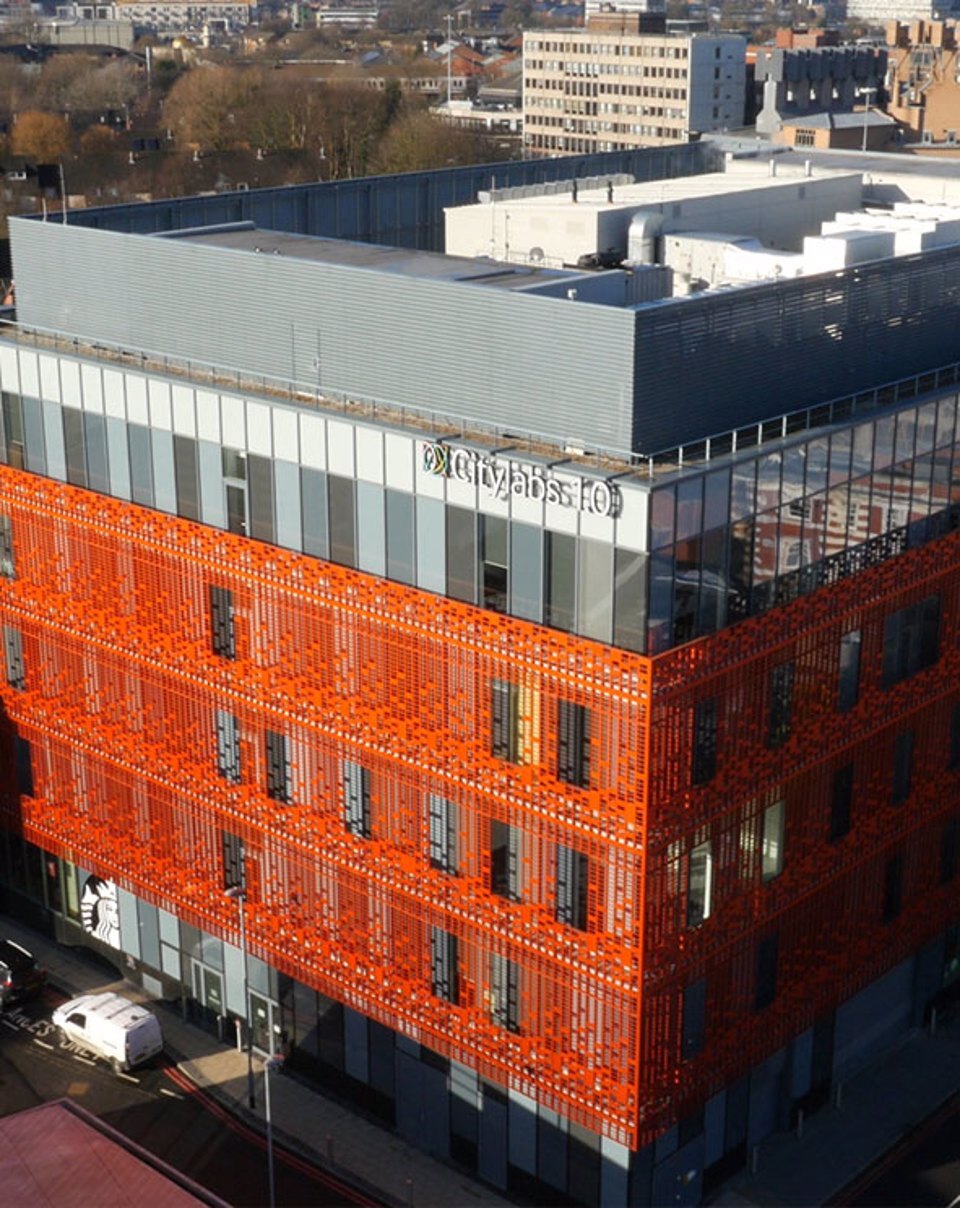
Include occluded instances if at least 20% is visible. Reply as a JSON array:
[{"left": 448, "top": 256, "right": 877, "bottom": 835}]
[{"left": 529, "top": 246, "right": 545, "bottom": 263}]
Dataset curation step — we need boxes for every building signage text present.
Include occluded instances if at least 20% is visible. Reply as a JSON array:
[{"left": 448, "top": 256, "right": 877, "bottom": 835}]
[{"left": 422, "top": 442, "right": 619, "bottom": 518}]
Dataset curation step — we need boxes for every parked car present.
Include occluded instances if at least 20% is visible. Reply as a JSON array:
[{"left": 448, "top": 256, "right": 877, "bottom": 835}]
[
  {"left": 52, "top": 991, "right": 163, "bottom": 1073},
  {"left": 0, "top": 939, "right": 46, "bottom": 1009}
]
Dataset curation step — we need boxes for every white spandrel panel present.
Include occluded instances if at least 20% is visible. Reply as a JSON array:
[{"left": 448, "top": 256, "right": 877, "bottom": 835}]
[
  {"left": 148, "top": 378, "right": 172, "bottom": 431},
  {"left": 103, "top": 367, "right": 125, "bottom": 419},
  {"left": 510, "top": 487, "right": 544, "bottom": 528},
  {"left": 414, "top": 439, "right": 445, "bottom": 500},
  {"left": 272, "top": 406, "right": 299, "bottom": 462},
  {"left": 326, "top": 419, "right": 355, "bottom": 477},
  {"left": 172, "top": 384, "right": 196, "bottom": 437},
  {"left": 196, "top": 389, "right": 220, "bottom": 443},
  {"left": 246, "top": 400, "right": 272, "bottom": 456},
  {"left": 300, "top": 413, "right": 326, "bottom": 470},
  {"left": 615, "top": 483, "right": 648, "bottom": 553},
  {"left": 384, "top": 432, "right": 413, "bottom": 493},
  {"left": 80, "top": 363, "right": 103, "bottom": 414},
  {"left": 59, "top": 359, "right": 82, "bottom": 410},
  {"left": 18, "top": 350, "right": 39, "bottom": 398},
  {"left": 0, "top": 344, "right": 18, "bottom": 393},
  {"left": 355, "top": 425, "right": 383, "bottom": 484},
  {"left": 39, "top": 354, "right": 61, "bottom": 403},
  {"left": 445, "top": 467, "right": 476, "bottom": 510},
  {"left": 578, "top": 484, "right": 616, "bottom": 544},
  {"left": 220, "top": 393, "right": 245, "bottom": 449},
  {"left": 544, "top": 470, "right": 581, "bottom": 535},
  {"left": 125, "top": 373, "right": 148, "bottom": 424}
]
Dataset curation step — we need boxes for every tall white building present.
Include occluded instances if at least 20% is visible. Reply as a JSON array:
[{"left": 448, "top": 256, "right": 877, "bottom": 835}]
[{"left": 523, "top": 18, "right": 745, "bottom": 155}]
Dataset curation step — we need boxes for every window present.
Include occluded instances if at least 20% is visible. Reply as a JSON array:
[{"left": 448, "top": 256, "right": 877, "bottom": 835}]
[
  {"left": 215, "top": 709, "right": 241, "bottom": 784},
  {"left": 687, "top": 839, "right": 713, "bottom": 927},
  {"left": 2, "top": 391, "right": 24, "bottom": 469},
  {"left": 3, "top": 625, "right": 24, "bottom": 690},
  {"left": 209, "top": 586, "right": 236, "bottom": 660},
  {"left": 222, "top": 448, "right": 247, "bottom": 537},
  {"left": 489, "top": 953, "right": 520, "bottom": 1032},
  {"left": 428, "top": 793, "right": 457, "bottom": 874},
  {"left": 768, "top": 662, "right": 794, "bottom": 748},
  {"left": 0, "top": 515, "right": 14, "bottom": 578},
  {"left": 16, "top": 736, "right": 33, "bottom": 797},
  {"left": 755, "top": 932, "right": 779, "bottom": 1011},
  {"left": 830, "top": 765, "right": 853, "bottom": 842},
  {"left": 882, "top": 852, "right": 904, "bottom": 922},
  {"left": 265, "top": 729, "right": 291, "bottom": 805},
  {"left": 557, "top": 699, "right": 590, "bottom": 787},
  {"left": 343, "top": 758, "right": 371, "bottom": 838},
  {"left": 221, "top": 831, "right": 245, "bottom": 892},
  {"left": 555, "top": 843, "right": 588, "bottom": 930},
  {"left": 892, "top": 731, "right": 914, "bottom": 804},
  {"left": 490, "top": 820, "right": 521, "bottom": 901},
  {"left": 481, "top": 515, "right": 508, "bottom": 613},
  {"left": 761, "top": 799, "right": 785, "bottom": 881},
  {"left": 940, "top": 818, "right": 959, "bottom": 885},
  {"left": 491, "top": 680, "right": 519, "bottom": 763},
  {"left": 681, "top": 977, "right": 706, "bottom": 1059},
  {"left": 430, "top": 926, "right": 459, "bottom": 1003},
  {"left": 882, "top": 596, "right": 940, "bottom": 688},
  {"left": 328, "top": 474, "right": 356, "bottom": 568},
  {"left": 691, "top": 698, "right": 717, "bottom": 785},
  {"left": 837, "top": 629, "right": 861, "bottom": 712}
]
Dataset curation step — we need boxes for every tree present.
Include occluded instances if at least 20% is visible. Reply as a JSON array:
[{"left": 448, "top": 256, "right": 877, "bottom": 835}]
[
  {"left": 162, "top": 65, "right": 250, "bottom": 151},
  {"left": 369, "top": 109, "right": 498, "bottom": 175},
  {"left": 11, "top": 111, "right": 71, "bottom": 161}
]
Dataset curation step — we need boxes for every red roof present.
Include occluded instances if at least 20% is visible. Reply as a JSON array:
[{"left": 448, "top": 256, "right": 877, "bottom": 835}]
[{"left": 0, "top": 1100, "right": 226, "bottom": 1207}]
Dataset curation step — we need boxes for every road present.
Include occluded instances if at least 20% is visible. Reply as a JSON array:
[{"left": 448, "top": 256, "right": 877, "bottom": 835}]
[
  {"left": 0, "top": 987, "right": 376, "bottom": 1207},
  {"left": 834, "top": 1092, "right": 960, "bottom": 1207}
]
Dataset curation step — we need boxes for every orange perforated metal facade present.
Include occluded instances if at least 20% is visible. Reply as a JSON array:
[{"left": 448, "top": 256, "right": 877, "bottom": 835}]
[{"left": 0, "top": 459, "right": 958, "bottom": 1153}]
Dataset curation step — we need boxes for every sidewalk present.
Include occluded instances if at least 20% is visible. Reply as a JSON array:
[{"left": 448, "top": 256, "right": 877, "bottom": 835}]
[
  {"left": 711, "top": 1012, "right": 960, "bottom": 1206},
  {"left": 0, "top": 913, "right": 512, "bottom": 1208},
  {"left": 6, "top": 911, "right": 960, "bottom": 1208}
]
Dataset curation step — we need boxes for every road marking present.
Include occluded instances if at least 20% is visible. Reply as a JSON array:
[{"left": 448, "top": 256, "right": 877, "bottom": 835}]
[
  {"left": 1, "top": 1018, "right": 17, "bottom": 1030},
  {"left": 159, "top": 1087, "right": 183, "bottom": 1099},
  {"left": 32, "top": 1038, "right": 53, "bottom": 1049},
  {"left": 116, "top": 1072, "right": 139, "bottom": 1084},
  {"left": 946, "top": 1195, "right": 960, "bottom": 1208},
  {"left": 73, "top": 1054, "right": 96, "bottom": 1066}
]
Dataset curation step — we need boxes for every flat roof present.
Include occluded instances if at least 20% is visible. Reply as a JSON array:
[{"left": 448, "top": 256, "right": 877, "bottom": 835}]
[
  {"left": 478, "top": 159, "right": 861, "bottom": 213},
  {"left": 172, "top": 225, "right": 576, "bottom": 290}
]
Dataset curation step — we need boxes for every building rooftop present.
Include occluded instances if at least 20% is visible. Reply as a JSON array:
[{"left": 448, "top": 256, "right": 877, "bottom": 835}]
[{"left": 173, "top": 223, "right": 580, "bottom": 290}]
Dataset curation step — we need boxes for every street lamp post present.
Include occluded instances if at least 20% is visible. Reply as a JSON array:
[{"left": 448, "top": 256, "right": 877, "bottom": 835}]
[
  {"left": 225, "top": 885, "right": 255, "bottom": 1110},
  {"left": 264, "top": 1054, "right": 284, "bottom": 1208}
]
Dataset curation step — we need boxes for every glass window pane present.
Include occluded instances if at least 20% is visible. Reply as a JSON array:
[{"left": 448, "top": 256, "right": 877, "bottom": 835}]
[
  {"left": 328, "top": 474, "right": 355, "bottom": 568},
  {"left": 446, "top": 505, "right": 476, "bottom": 604},
  {"left": 385, "top": 489, "right": 415, "bottom": 585},
  {"left": 577, "top": 537, "right": 612, "bottom": 643},
  {"left": 545, "top": 531, "right": 576, "bottom": 631}
]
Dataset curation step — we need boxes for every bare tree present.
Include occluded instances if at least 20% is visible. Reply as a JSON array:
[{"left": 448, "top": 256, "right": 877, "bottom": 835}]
[{"left": 162, "top": 65, "right": 251, "bottom": 151}]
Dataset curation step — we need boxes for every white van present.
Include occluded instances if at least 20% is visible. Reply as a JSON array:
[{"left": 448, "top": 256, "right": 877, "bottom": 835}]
[{"left": 52, "top": 991, "right": 163, "bottom": 1073}]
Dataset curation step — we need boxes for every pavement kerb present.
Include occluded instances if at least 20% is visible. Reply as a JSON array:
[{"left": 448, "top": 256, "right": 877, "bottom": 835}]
[{"left": 154, "top": 1014, "right": 405, "bottom": 1208}]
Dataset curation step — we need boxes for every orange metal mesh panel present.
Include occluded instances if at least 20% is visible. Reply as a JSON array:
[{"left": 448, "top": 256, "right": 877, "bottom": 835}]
[
  {"left": 0, "top": 466, "right": 651, "bottom": 1146},
  {"left": 642, "top": 530, "right": 960, "bottom": 1141}
]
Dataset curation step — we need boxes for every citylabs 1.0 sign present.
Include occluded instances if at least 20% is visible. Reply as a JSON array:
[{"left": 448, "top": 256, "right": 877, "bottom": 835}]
[{"left": 422, "top": 442, "right": 620, "bottom": 518}]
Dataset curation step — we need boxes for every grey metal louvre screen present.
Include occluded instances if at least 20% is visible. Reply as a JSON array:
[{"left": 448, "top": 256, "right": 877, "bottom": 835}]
[
  {"left": 3, "top": 625, "right": 23, "bottom": 690},
  {"left": 555, "top": 843, "right": 588, "bottom": 930},
  {"left": 490, "top": 952, "right": 520, "bottom": 1032},
  {"left": 557, "top": 699, "right": 590, "bottom": 787},
  {"left": 209, "top": 586, "right": 235, "bottom": 660},
  {"left": 491, "top": 680, "right": 518, "bottom": 762},
  {"left": 0, "top": 515, "right": 14, "bottom": 579},
  {"left": 265, "top": 729, "right": 291, "bottom": 804},
  {"left": 215, "top": 709, "right": 241, "bottom": 784},
  {"left": 221, "top": 831, "right": 245, "bottom": 892},
  {"left": 428, "top": 792, "right": 457, "bottom": 874},
  {"left": 430, "top": 927, "right": 459, "bottom": 1003},
  {"left": 343, "top": 759, "right": 371, "bottom": 838}
]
